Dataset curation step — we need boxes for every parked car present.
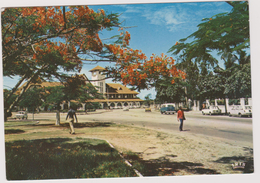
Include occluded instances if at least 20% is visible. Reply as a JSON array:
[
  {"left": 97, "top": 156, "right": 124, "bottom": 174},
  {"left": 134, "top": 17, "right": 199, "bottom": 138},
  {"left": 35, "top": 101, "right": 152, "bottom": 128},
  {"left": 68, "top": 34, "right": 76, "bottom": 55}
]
[
  {"left": 229, "top": 105, "right": 252, "bottom": 117},
  {"left": 145, "top": 108, "right": 151, "bottom": 112},
  {"left": 160, "top": 103, "right": 175, "bottom": 108},
  {"left": 160, "top": 105, "right": 175, "bottom": 114},
  {"left": 202, "top": 106, "right": 221, "bottom": 115},
  {"left": 15, "top": 111, "right": 28, "bottom": 119}
]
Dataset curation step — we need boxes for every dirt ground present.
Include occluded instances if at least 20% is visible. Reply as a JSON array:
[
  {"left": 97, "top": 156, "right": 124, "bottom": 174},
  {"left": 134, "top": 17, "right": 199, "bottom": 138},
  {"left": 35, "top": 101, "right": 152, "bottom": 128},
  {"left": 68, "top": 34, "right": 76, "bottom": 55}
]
[{"left": 4, "top": 110, "right": 254, "bottom": 176}]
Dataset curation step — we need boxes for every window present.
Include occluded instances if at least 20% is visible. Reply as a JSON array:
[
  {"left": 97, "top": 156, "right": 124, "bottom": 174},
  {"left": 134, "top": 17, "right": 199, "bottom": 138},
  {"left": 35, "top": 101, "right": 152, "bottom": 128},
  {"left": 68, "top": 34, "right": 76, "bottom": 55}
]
[{"left": 99, "top": 82, "right": 103, "bottom": 93}]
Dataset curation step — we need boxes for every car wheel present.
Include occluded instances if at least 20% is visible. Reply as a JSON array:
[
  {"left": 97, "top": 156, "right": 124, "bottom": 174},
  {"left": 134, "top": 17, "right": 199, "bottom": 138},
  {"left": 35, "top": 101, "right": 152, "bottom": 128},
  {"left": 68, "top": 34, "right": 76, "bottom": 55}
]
[
  {"left": 209, "top": 112, "right": 212, "bottom": 115},
  {"left": 202, "top": 112, "right": 205, "bottom": 115},
  {"left": 238, "top": 113, "right": 242, "bottom": 117}
]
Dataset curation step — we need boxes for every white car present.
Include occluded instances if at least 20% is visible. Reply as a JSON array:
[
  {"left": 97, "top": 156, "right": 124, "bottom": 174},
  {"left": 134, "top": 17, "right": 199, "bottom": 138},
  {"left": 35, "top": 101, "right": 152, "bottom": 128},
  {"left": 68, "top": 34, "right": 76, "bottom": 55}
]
[
  {"left": 15, "top": 111, "right": 28, "bottom": 119},
  {"left": 202, "top": 106, "right": 221, "bottom": 115},
  {"left": 161, "top": 103, "right": 175, "bottom": 108},
  {"left": 229, "top": 105, "right": 252, "bottom": 117}
]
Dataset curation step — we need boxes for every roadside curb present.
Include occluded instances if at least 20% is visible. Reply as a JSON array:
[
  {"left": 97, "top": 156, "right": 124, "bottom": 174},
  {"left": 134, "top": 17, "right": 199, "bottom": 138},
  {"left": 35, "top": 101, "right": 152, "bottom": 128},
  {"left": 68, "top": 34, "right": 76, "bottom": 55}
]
[{"left": 91, "top": 138, "right": 143, "bottom": 177}]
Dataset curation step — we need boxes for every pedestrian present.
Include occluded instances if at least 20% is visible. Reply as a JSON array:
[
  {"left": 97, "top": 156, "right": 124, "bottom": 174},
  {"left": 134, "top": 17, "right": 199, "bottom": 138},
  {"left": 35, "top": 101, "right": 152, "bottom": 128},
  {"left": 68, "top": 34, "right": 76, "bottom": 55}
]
[
  {"left": 66, "top": 107, "right": 78, "bottom": 134},
  {"left": 177, "top": 106, "right": 185, "bottom": 131}
]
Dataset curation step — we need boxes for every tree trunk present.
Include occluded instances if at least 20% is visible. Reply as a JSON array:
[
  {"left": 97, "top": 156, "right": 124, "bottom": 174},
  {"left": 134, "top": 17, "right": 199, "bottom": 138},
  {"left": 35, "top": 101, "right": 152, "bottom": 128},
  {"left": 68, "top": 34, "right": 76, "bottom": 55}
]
[
  {"left": 224, "top": 97, "right": 228, "bottom": 114},
  {"left": 4, "top": 65, "right": 47, "bottom": 121},
  {"left": 5, "top": 74, "right": 27, "bottom": 103},
  {"left": 55, "top": 104, "right": 61, "bottom": 126},
  {"left": 7, "top": 73, "right": 37, "bottom": 114},
  {"left": 4, "top": 74, "right": 27, "bottom": 122}
]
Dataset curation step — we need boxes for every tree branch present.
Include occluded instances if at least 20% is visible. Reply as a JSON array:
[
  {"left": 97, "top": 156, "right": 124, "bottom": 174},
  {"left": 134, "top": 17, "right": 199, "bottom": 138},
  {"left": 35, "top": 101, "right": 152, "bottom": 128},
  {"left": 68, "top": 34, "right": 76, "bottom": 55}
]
[{"left": 63, "top": 6, "right": 67, "bottom": 30}]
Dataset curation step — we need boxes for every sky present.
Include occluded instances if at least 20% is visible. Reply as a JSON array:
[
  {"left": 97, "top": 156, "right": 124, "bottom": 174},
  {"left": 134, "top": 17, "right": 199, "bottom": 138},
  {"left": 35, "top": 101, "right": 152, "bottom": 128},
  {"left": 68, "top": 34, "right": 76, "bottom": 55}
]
[{"left": 0, "top": 1, "right": 245, "bottom": 100}]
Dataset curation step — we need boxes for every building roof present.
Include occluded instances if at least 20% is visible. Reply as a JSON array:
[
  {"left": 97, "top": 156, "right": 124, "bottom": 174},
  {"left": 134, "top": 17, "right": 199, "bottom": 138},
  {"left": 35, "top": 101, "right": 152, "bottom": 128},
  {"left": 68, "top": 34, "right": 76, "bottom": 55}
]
[
  {"left": 106, "top": 83, "right": 139, "bottom": 94},
  {"left": 89, "top": 98, "right": 143, "bottom": 103},
  {"left": 89, "top": 66, "right": 107, "bottom": 72},
  {"left": 15, "top": 74, "right": 90, "bottom": 95},
  {"left": 15, "top": 81, "right": 62, "bottom": 94}
]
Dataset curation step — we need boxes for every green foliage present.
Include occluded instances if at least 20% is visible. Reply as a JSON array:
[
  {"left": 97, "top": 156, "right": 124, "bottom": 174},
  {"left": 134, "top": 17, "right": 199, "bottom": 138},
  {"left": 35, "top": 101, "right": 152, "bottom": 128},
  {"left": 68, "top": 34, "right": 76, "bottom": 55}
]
[
  {"left": 224, "top": 63, "right": 251, "bottom": 98},
  {"left": 4, "top": 89, "right": 17, "bottom": 111},
  {"left": 42, "top": 77, "right": 101, "bottom": 113},
  {"left": 43, "top": 86, "right": 65, "bottom": 108},
  {"left": 199, "top": 72, "right": 225, "bottom": 100},
  {"left": 5, "top": 138, "right": 137, "bottom": 180},
  {"left": 168, "top": 1, "right": 251, "bottom": 100},
  {"left": 144, "top": 94, "right": 152, "bottom": 107},
  {"left": 228, "top": 99, "right": 240, "bottom": 105},
  {"left": 86, "top": 102, "right": 101, "bottom": 110},
  {"left": 155, "top": 77, "right": 186, "bottom": 103},
  {"left": 18, "top": 87, "right": 43, "bottom": 112}
]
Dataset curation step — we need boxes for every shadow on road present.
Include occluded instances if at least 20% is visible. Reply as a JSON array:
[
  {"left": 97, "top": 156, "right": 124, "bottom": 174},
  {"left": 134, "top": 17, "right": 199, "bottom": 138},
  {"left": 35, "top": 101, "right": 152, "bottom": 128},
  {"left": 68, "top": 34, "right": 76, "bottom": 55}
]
[
  {"left": 182, "top": 129, "right": 190, "bottom": 132},
  {"left": 124, "top": 154, "right": 220, "bottom": 176},
  {"left": 214, "top": 147, "right": 254, "bottom": 173}
]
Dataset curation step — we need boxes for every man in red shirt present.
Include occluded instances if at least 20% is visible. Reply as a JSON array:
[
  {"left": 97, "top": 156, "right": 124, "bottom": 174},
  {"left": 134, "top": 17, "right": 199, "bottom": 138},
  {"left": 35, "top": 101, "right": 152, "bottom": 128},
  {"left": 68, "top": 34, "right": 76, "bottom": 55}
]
[{"left": 177, "top": 106, "right": 185, "bottom": 131}]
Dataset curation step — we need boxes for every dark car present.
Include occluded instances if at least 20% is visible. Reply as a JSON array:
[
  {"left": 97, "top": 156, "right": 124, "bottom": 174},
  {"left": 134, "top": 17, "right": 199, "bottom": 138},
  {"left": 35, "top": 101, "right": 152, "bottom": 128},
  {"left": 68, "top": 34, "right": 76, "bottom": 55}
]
[{"left": 160, "top": 106, "right": 175, "bottom": 114}]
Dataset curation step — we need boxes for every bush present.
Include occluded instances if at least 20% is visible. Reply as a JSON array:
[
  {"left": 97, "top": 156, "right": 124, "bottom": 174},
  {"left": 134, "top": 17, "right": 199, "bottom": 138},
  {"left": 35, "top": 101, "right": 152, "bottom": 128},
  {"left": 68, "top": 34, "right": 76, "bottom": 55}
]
[{"left": 229, "top": 99, "right": 240, "bottom": 105}]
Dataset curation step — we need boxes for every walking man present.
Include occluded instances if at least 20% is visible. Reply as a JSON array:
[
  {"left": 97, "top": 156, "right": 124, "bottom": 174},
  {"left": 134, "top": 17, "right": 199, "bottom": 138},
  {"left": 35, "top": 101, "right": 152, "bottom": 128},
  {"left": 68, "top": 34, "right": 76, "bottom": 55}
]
[
  {"left": 66, "top": 107, "right": 78, "bottom": 134},
  {"left": 177, "top": 106, "right": 185, "bottom": 131}
]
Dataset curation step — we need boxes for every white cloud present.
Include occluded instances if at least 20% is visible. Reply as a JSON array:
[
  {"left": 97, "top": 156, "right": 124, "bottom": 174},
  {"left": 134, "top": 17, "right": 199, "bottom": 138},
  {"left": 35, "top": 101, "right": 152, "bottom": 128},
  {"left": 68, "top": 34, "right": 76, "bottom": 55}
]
[
  {"left": 142, "top": 6, "right": 190, "bottom": 32},
  {"left": 124, "top": 6, "right": 143, "bottom": 13},
  {"left": 138, "top": 88, "right": 156, "bottom": 100}
]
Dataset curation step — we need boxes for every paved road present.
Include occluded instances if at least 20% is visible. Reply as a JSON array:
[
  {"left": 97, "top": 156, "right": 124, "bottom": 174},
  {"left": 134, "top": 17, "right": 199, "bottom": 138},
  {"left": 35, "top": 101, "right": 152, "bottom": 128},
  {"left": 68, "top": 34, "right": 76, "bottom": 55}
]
[
  {"left": 79, "top": 109, "right": 253, "bottom": 146},
  {"left": 31, "top": 108, "right": 253, "bottom": 147}
]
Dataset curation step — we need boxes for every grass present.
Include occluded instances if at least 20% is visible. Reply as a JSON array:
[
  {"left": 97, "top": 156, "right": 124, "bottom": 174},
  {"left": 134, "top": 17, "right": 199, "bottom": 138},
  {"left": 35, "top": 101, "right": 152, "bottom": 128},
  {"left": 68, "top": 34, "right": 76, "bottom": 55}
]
[
  {"left": 4, "top": 120, "right": 39, "bottom": 127},
  {"left": 5, "top": 138, "right": 138, "bottom": 180}
]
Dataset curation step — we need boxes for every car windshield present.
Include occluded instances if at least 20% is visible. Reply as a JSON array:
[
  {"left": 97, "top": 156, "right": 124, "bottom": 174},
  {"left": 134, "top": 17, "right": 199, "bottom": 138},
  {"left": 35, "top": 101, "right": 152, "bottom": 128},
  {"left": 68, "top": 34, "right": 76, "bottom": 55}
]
[{"left": 245, "top": 106, "right": 252, "bottom": 109}]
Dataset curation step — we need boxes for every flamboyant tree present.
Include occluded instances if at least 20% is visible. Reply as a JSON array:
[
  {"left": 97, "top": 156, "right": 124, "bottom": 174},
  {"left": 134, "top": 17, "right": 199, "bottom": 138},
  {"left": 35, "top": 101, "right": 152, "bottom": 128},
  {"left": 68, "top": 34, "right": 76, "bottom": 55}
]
[
  {"left": 2, "top": 5, "right": 185, "bottom": 121},
  {"left": 2, "top": 6, "right": 120, "bottom": 120}
]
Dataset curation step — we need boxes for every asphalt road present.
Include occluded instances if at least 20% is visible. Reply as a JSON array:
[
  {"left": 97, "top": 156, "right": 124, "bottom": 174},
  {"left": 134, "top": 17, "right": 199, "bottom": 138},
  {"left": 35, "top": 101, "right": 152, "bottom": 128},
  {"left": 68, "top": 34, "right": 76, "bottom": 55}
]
[
  {"left": 31, "top": 108, "right": 253, "bottom": 147},
  {"left": 77, "top": 109, "right": 253, "bottom": 147}
]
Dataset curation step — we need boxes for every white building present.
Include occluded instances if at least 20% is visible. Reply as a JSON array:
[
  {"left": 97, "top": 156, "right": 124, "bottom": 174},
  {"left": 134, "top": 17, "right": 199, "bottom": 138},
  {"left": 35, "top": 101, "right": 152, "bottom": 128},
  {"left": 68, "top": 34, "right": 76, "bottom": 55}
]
[{"left": 89, "top": 66, "right": 143, "bottom": 109}]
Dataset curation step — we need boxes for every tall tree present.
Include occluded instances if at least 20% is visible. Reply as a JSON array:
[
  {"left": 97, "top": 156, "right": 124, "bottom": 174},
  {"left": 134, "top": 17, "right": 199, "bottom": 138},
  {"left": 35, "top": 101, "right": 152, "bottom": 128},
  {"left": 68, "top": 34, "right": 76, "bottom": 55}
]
[
  {"left": 155, "top": 76, "right": 186, "bottom": 104},
  {"left": 2, "top": 6, "right": 186, "bottom": 121},
  {"left": 168, "top": 1, "right": 250, "bottom": 100},
  {"left": 18, "top": 87, "right": 43, "bottom": 119},
  {"left": 42, "top": 75, "right": 100, "bottom": 125},
  {"left": 2, "top": 6, "right": 120, "bottom": 121},
  {"left": 144, "top": 94, "right": 152, "bottom": 107}
]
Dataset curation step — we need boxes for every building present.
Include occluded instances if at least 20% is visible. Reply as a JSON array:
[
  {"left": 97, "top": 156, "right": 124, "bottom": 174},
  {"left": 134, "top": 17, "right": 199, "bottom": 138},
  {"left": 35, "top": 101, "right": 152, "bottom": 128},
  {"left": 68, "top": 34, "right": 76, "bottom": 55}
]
[
  {"left": 89, "top": 66, "right": 143, "bottom": 109},
  {"left": 14, "top": 66, "right": 143, "bottom": 111}
]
